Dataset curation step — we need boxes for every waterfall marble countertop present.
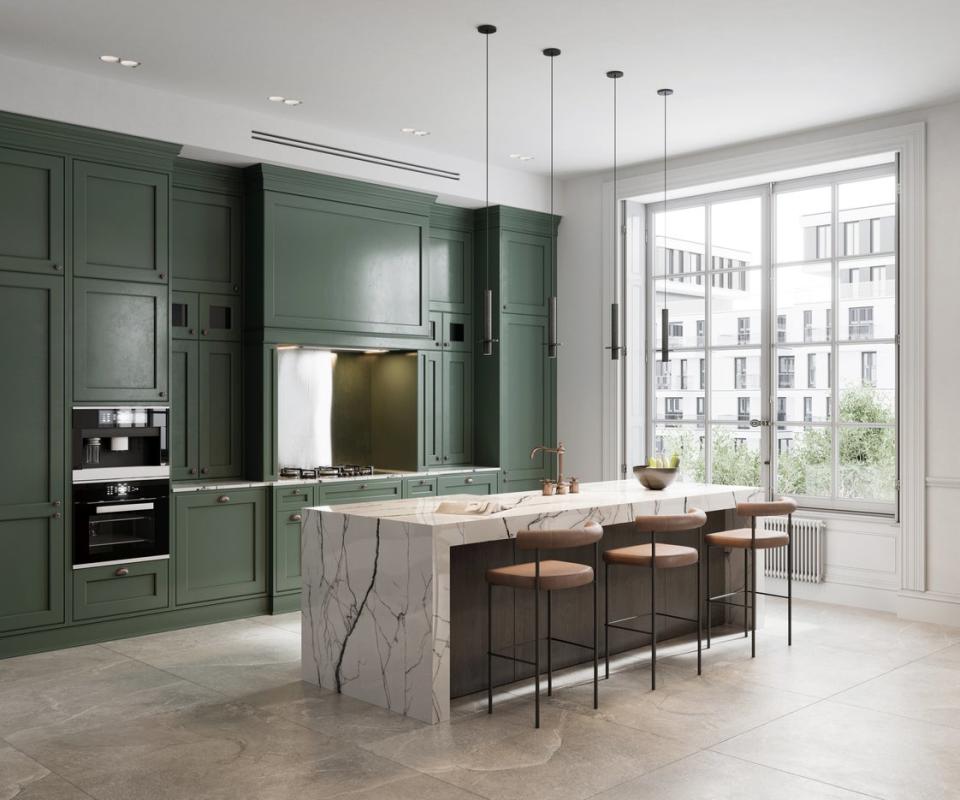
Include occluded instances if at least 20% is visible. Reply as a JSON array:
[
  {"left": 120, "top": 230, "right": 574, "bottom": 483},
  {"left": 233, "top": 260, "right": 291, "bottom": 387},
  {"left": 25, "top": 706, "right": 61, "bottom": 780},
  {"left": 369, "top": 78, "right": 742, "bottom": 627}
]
[{"left": 301, "top": 480, "right": 761, "bottom": 724}]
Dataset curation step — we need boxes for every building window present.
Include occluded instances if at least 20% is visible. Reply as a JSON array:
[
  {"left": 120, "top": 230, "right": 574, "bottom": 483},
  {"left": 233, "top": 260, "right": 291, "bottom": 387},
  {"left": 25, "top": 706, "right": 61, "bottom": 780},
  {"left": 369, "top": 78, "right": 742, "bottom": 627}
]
[
  {"left": 843, "top": 221, "right": 861, "bottom": 256},
  {"left": 656, "top": 360, "right": 671, "bottom": 390},
  {"left": 849, "top": 306, "right": 874, "bottom": 339},
  {"left": 734, "top": 357, "right": 748, "bottom": 389},
  {"left": 696, "top": 319, "right": 705, "bottom": 347},
  {"left": 679, "top": 359, "right": 688, "bottom": 390},
  {"left": 803, "top": 309, "right": 813, "bottom": 342},
  {"left": 778, "top": 437, "right": 792, "bottom": 455},
  {"left": 803, "top": 396, "right": 813, "bottom": 422},
  {"left": 668, "top": 321, "right": 684, "bottom": 340},
  {"left": 778, "top": 355, "right": 795, "bottom": 388},
  {"left": 699, "top": 358, "right": 705, "bottom": 390},
  {"left": 737, "top": 316, "right": 750, "bottom": 345},
  {"left": 807, "top": 353, "right": 817, "bottom": 388},
  {"left": 737, "top": 397, "right": 750, "bottom": 428},
  {"left": 826, "top": 396, "right": 832, "bottom": 420},
  {"left": 777, "top": 397, "right": 787, "bottom": 423},
  {"left": 826, "top": 309, "right": 832, "bottom": 342},
  {"left": 696, "top": 397, "right": 705, "bottom": 420},
  {"left": 777, "top": 314, "right": 787, "bottom": 344},
  {"left": 827, "top": 351, "right": 832, "bottom": 388},
  {"left": 871, "top": 216, "right": 895, "bottom": 253},
  {"left": 665, "top": 397, "right": 683, "bottom": 420},
  {"left": 816, "top": 224, "right": 831, "bottom": 258},
  {"left": 862, "top": 351, "right": 877, "bottom": 386},
  {"left": 734, "top": 437, "right": 746, "bottom": 450}
]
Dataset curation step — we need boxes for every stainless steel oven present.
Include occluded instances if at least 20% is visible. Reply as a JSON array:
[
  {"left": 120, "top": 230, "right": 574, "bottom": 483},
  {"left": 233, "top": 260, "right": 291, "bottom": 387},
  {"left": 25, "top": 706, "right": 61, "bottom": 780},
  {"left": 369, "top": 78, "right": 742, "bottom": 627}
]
[{"left": 72, "top": 479, "right": 169, "bottom": 567}]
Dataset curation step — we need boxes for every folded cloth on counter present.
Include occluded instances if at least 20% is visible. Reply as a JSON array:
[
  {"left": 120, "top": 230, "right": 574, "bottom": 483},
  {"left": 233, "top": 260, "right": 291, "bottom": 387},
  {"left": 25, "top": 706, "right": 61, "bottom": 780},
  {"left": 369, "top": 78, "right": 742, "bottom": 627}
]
[{"left": 434, "top": 500, "right": 504, "bottom": 516}]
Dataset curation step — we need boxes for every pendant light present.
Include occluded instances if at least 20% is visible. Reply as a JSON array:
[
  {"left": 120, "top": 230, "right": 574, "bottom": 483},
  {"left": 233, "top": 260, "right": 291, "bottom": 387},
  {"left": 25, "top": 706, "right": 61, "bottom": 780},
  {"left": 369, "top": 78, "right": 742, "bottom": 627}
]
[
  {"left": 478, "top": 24, "right": 498, "bottom": 357},
  {"left": 658, "top": 88, "right": 673, "bottom": 366},
  {"left": 544, "top": 47, "right": 561, "bottom": 359},
  {"left": 607, "top": 70, "right": 623, "bottom": 360}
]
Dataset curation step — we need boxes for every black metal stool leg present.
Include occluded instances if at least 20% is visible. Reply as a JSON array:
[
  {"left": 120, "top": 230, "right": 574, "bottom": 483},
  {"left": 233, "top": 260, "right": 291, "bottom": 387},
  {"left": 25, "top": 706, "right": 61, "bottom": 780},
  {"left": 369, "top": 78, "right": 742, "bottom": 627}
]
[
  {"left": 547, "top": 590, "right": 552, "bottom": 697},
  {"left": 751, "top": 547, "right": 757, "bottom": 658},
  {"left": 604, "top": 561, "right": 610, "bottom": 679},
  {"left": 696, "top": 535, "right": 702, "bottom": 676},
  {"left": 705, "top": 541, "right": 712, "bottom": 649},
  {"left": 534, "top": 586, "right": 540, "bottom": 728},
  {"left": 593, "top": 542, "right": 599, "bottom": 709},
  {"left": 650, "top": 543, "right": 657, "bottom": 691},
  {"left": 787, "top": 515, "right": 793, "bottom": 646},
  {"left": 743, "top": 548, "right": 749, "bottom": 638},
  {"left": 487, "top": 583, "right": 493, "bottom": 714}
]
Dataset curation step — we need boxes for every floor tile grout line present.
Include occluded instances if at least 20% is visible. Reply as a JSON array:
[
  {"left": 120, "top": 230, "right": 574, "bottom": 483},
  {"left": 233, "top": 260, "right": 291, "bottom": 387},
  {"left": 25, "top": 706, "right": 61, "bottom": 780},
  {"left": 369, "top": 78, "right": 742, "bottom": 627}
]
[{"left": 1, "top": 737, "right": 101, "bottom": 800}]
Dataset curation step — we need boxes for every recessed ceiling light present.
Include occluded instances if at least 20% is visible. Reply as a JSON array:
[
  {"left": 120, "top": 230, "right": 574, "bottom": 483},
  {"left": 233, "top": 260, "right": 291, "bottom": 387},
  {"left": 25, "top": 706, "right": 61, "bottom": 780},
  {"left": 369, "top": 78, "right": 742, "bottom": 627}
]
[
  {"left": 518, "top": 155, "right": 534, "bottom": 161},
  {"left": 268, "top": 96, "right": 301, "bottom": 106},
  {"left": 99, "top": 54, "right": 120, "bottom": 63},
  {"left": 283, "top": 98, "right": 302, "bottom": 106},
  {"left": 400, "top": 127, "right": 416, "bottom": 133},
  {"left": 119, "top": 59, "right": 140, "bottom": 68},
  {"left": 509, "top": 153, "right": 521, "bottom": 159},
  {"left": 510, "top": 154, "right": 535, "bottom": 161},
  {"left": 268, "top": 96, "right": 285, "bottom": 102},
  {"left": 413, "top": 130, "right": 430, "bottom": 137}
]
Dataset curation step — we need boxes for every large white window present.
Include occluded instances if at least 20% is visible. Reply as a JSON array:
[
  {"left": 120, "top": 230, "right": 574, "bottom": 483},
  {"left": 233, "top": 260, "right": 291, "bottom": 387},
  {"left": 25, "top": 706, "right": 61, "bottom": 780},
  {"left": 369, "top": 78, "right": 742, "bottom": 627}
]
[{"left": 638, "top": 164, "right": 897, "bottom": 513}]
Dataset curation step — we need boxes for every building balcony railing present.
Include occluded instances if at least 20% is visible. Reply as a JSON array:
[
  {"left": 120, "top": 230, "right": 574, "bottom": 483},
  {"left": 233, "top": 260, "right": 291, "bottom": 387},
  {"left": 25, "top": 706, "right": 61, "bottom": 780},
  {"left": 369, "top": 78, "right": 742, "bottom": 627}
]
[{"left": 839, "top": 279, "right": 895, "bottom": 300}]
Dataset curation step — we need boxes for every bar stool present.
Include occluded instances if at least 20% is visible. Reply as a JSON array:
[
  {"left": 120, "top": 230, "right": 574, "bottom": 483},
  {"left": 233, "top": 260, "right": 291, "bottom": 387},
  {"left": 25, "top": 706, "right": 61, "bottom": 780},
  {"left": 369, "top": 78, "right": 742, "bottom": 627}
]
[
  {"left": 603, "top": 508, "right": 706, "bottom": 690},
  {"left": 485, "top": 522, "right": 603, "bottom": 728},
  {"left": 704, "top": 498, "right": 797, "bottom": 657}
]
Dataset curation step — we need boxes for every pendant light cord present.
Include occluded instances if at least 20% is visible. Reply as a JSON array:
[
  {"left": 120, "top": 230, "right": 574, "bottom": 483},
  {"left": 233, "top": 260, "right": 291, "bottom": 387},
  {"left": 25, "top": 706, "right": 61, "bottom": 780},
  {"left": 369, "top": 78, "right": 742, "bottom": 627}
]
[
  {"left": 485, "top": 30, "right": 490, "bottom": 292},
  {"left": 613, "top": 75, "right": 617, "bottom": 302}
]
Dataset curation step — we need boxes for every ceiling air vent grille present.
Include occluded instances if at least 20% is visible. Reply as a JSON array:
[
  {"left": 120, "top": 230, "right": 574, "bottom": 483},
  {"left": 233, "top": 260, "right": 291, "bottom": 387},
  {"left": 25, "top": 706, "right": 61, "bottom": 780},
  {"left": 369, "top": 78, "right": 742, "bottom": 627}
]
[{"left": 251, "top": 130, "right": 460, "bottom": 181}]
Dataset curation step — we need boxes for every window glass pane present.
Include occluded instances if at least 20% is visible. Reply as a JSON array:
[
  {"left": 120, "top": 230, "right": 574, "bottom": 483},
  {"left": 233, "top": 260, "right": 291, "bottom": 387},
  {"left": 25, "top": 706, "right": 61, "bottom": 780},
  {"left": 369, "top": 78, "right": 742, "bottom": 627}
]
[
  {"left": 653, "top": 206, "right": 705, "bottom": 276},
  {"left": 654, "top": 278, "right": 705, "bottom": 350},
  {"left": 839, "top": 426, "right": 896, "bottom": 503},
  {"left": 838, "top": 258, "right": 895, "bottom": 340},
  {"left": 710, "top": 424, "right": 761, "bottom": 487},
  {"left": 839, "top": 176, "right": 895, "bottom": 256},
  {"left": 775, "top": 186, "right": 832, "bottom": 263},
  {"left": 652, "top": 424, "right": 705, "bottom": 482},
  {"left": 837, "top": 343, "right": 895, "bottom": 421},
  {"left": 776, "top": 263, "right": 832, "bottom": 342},
  {"left": 711, "top": 349, "right": 760, "bottom": 422},
  {"left": 776, "top": 345, "right": 832, "bottom": 422},
  {"left": 776, "top": 425, "right": 832, "bottom": 498},
  {"left": 652, "top": 351, "right": 704, "bottom": 422},
  {"left": 711, "top": 269, "right": 762, "bottom": 346},
  {"left": 710, "top": 196, "right": 762, "bottom": 267}
]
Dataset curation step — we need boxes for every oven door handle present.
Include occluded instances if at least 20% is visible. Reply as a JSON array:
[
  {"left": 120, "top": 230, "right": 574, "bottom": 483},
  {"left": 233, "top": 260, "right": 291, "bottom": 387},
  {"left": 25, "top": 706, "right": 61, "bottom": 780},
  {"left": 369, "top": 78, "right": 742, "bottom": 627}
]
[{"left": 95, "top": 502, "right": 155, "bottom": 514}]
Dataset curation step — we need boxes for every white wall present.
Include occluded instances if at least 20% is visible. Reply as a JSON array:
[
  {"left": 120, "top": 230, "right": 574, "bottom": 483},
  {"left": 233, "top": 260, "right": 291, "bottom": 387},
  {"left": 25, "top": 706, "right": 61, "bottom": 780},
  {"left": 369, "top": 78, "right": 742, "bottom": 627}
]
[
  {"left": 558, "top": 99, "right": 960, "bottom": 622},
  {"left": 0, "top": 52, "right": 549, "bottom": 210}
]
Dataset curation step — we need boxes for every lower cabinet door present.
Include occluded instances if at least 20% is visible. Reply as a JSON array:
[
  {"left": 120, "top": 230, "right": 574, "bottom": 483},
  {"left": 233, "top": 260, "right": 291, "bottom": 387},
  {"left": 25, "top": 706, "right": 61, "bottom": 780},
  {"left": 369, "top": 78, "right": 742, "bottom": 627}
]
[
  {"left": 274, "top": 510, "right": 303, "bottom": 594},
  {"left": 441, "top": 351, "right": 473, "bottom": 465},
  {"left": 175, "top": 488, "right": 267, "bottom": 605},
  {"left": 436, "top": 473, "right": 499, "bottom": 496},
  {"left": 73, "top": 560, "right": 169, "bottom": 621},
  {"left": 402, "top": 476, "right": 438, "bottom": 498},
  {"left": 0, "top": 511, "right": 64, "bottom": 633},
  {"left": 198, "top": 341, "right": 242, "bottom": 479},
  {"left": 420, "top": 351, "right": 442, "bottom": 467},
  {"left": 317, "top": 479, "right": 402, "bottom": 506},
  {"left": 171, "top": 339, "right": 200, "bottom": 480}
]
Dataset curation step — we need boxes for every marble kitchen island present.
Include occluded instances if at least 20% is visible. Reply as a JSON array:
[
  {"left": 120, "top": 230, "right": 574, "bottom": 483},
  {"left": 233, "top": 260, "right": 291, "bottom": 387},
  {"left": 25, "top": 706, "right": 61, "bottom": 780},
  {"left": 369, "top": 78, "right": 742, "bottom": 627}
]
[{"left": 301, "top": 480, "right": 761, "bottom": 723}]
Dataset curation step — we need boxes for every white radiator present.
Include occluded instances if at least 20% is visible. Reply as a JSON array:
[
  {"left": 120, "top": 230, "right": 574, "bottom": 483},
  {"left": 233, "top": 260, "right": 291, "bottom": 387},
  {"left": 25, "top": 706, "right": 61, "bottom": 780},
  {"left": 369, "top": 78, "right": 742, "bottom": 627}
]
[{"left": 762, "top": 517, "right": 825, "bottom": 583}]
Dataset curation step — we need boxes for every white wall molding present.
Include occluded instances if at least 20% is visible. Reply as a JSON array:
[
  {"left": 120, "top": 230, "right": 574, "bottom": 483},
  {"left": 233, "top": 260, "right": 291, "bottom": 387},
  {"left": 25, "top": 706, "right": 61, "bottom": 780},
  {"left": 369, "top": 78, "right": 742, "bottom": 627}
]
[
  {"left": 926, "top": 476, "right": 960, "bottom": 489},
  {"left": 898, "top": 590, "right": 960, "bottom": 627}
]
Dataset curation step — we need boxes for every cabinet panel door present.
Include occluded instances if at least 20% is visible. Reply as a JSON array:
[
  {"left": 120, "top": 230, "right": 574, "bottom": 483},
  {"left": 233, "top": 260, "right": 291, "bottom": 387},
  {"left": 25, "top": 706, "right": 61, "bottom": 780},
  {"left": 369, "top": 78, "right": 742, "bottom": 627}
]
[
  {"left": 0, "top": 512, "right": 64, "bottom": 632},
  {"left": 176, "top": 489, "right": 266, "bottom": 605},
  {"left": 442, "top": 351, "right": 473, "bottom": 466},
  {"left": 171, "top": 291, "right": 198, "bottom": 340},
  {"left": 73, "top": 278, "right": 168, "bottom": 402},
  {"left": 74, "top": 161, "right": 169, "bottom": 283},
  {"left": 420, "top": 351, "right": 442, "bottom": 467},
  {"left": 499, "top": 315, "right": 555, "bottom": 486},
  {"left": 316, "top": 480, "right": 402, "bottom": 506},
  {"left": 402, "top": 477, "right": 437, "bottom": 498},
  {"left": 0, "top": 147, "right": 64, "bottom": 275},
  {"left": 73, "top": 559, "right": 169, "bottom": 620},
  {"left": 441, "top": 312, "right": 472, "bottom": 352},
  {"left": 429, "top": 228, "right": 472, "bottom": 313},
  {"left": 170, "top": 339, "right": 199, "bottom": 480},
  {"left": 171, "top": 187, "right": 241, "bottom": 293},
  {"left": 199, "top": 294, "right": 241, "bottom": 341},
  {"left": 500, "top": 230, "right": 553, "bottom": 315},
  {"left": 274, "top": 511, "right": 303, "bottom": 594},
  {"left": 436, "top": 473, "right": 498, "bottom": 496},
  {"left": 198, "top": 341, "right": 242, "bottom": 479}
]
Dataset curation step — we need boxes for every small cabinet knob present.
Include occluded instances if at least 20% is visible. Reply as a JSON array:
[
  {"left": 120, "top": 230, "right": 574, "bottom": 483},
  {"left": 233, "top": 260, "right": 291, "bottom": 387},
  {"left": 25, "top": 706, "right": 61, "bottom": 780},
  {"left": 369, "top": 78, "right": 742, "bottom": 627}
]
[
  {"left": 201, "top": 467, "right": 209, "bottom": 474},
  {"left": 292, "top": 488, "right": 301, "bottom": 495},
  {"left": 52, "top": 500, "right": 61, "bottom": 507},
  {"left": 52, "top": 263, "right": 63, "bottom": 271},
  {"left": 466, "top": 477, "right": 474, "bottom": 484},
  {"left": 52, "top": 511, "right": 62, "bottom": 519},
  {"left": 159, "top": 273, "right": 166, "bottom": 280},
  {"left": 233, "top": 285, "right": 240, "bottom": 293},
  {"left": 290, "top": 513, "right": 302, "bottom": 522},
  {"left": 159, "top": 391, "right": 165, "bottom": 398},
  {"left": 188, "top": 328, "right": 195, "bottom": 335},
  {"left": 217, "top": 495, "right": 230, "bottom": 503},
  {"left": 201, "top": 329, "right": 208, "bottom": 336},
  {"left": 190, "top": 468, "right": 198, "bottom": 475},
  {"left": 360, "top": 484, "right": 367, "bottom": 490},
  {"left": 115, "top": 567, "right": 129, "bottom": 577}
]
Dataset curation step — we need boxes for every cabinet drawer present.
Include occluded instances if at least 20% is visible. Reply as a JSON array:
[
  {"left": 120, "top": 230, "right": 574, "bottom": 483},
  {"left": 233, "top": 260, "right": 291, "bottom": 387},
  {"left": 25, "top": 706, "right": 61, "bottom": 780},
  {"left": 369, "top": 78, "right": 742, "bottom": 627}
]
[
  {"left": 317, "top": 479, "right": 402, "bottom": 506},
  {"left": 73, "top": 560, "right": 169, "bottom": 621},
  {"left": 274, "top": 510, "right": 304, "bottom": 594},
  {"left": 437, "top": 473, "right": 498, "bottom": 496},
  {"left": 402, "top": 476, "right": 437, "bottom": 497},
  {"left": 275, "top": 484, "right": 316, "bottom": 511}
]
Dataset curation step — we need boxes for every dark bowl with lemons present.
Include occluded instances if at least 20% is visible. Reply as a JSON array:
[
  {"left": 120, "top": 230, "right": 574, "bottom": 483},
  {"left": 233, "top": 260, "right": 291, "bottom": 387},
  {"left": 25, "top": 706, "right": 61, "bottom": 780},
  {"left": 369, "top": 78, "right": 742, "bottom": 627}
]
[{"left": 632, "top": 465, "right": 678, "bottom": 490}]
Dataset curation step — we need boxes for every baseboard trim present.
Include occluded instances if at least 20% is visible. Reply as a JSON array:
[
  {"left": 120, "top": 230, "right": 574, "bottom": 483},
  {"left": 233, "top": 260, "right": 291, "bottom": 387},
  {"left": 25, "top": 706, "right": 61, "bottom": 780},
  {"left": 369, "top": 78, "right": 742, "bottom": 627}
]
[
  {"left": 271, "top": 592, "right": 301, "bottom": 614},
  {"left": 898, "top": 591, "right": 960, "bottom": 627},
  {"left": 764, "top": 576, "right": 898, "bottom": 613}
]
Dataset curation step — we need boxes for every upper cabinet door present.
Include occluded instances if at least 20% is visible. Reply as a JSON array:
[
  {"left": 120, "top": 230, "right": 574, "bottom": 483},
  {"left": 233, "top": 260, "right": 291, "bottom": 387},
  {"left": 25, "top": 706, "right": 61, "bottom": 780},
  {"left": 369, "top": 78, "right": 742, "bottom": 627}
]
[
  {"left": 441, "top": 351, "right": 473, "bottom": 466},
  {"left": 73, "top": 161, "right": 169, "bottom": 283},
  {"left": 263, "top": 192, "right": 429, "bottom": 336},
  {"left": 500, "top": 230, "right": 554, "bottom": 316},
  {"left": 198, "top": 340, "right": 242, "bottom": 479},
  {"left": 171, "top": 187, "right": 242, "bottom": 294},
  {"left": 0, "top": 147, "right": 64, "bottom": 276},
  {"left": 73, "top": 278, "right": 169, "bottom": 403},
  {"left": 429, "top": 228, "right": 472, "bottom": 313},
  {"left": 199, "top": 294, "right": 241, "bottom": 341}
]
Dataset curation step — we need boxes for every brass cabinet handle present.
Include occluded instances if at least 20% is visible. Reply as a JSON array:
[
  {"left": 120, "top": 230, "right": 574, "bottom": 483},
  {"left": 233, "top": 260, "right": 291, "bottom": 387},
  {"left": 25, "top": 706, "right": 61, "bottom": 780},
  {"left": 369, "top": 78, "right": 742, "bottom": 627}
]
[
  {"left": 217, "top": 495, "right": 230, "bottom": 503},
  {"left": 159, "top": 273, "right": 166, "bottom": 280},
  {"left": 201, "top": 329, "right": 208, "bottom": 336},
  {"left": 292, "top": 488, "right": 301, "bottom": 495},
  {"left": 159, "top": 391, "right": 165, "bottom": 398},
  {"left": 52, "top": 263, "right": 63, "bottom": 271},
  {"left": 52, "top": 500, "right": 61, "bottom": 507},
  {"left": 52, "top": 512, "right": 62, "bottom": 519},
  {"left": 359, "top": 484, "right": 367, "bottom": 490},
  {"left": 290, "top": 513, "right": 302, "bottom": 522},
  {"left": 201, "top": 467, "right": 209, "bottom": 474},
  {"left": 115, "top": 567, "right": 129, "bottom": 577},
  {"left": 466, "top": 477, "right": 474, "bottom": 484},
  {"left": 188, "top": 328, "right": 195, "bottom": 335}
]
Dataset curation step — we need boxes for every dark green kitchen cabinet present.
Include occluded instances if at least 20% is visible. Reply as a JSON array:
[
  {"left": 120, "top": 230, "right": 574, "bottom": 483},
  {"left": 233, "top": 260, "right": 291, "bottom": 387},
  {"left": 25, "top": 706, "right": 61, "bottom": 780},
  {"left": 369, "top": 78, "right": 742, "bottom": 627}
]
[
  {"left": 171, "top": 291, "right": 241, "bottom": 341},
  {"left": 171, "top": 339, "right": 242, "bottom": 480},
  {"left": 73, "top": 278, "right": 168, "bottom": 403},
  {"left": 500, "top": 229, "right": 554, "bottom": 316},
  {"left": 73, "top": 560, "right": 169, "bottom": 621},
  {"left": 273, "top": 484, "right": 315, "bottom": 596},
  {"left": 437, "top": 472, "right": 499, "bottom": 496},
  {"left": 73, "top": 161, "right": 169, "bottom": 283},
  {"left": 402, "top": 476, "right": 438, "bottom": 497},
  {"left": 420, "top": 350, "right": 473, "bottom": 467},
  {"left": 0, "top": 271, "right": 65, "bottom": 633},
  {"left": 429, "top": 226, "right": 472, "bottom": 314},
  {"left": 426, "top": 311, "right": 472, "bottom": 353},
  {"left": 171, "top": 185, "right": 242, "bottom": 294},
  {"left": 316, "top": 479, "right": 402, "bottom": 506},
  {"left": 175, "top": 488, "right": 267, "bottom": 605},
  {"left": 0, "top": 147, "right": 64, "bottom": 276}
]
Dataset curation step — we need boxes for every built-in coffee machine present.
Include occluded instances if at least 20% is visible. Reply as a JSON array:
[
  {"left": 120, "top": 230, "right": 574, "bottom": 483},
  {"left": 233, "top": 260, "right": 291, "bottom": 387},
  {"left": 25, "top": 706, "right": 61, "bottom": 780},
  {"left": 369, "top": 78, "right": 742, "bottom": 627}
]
[{"left": 72, "top": 407, "right": 170, "bottom": 568}]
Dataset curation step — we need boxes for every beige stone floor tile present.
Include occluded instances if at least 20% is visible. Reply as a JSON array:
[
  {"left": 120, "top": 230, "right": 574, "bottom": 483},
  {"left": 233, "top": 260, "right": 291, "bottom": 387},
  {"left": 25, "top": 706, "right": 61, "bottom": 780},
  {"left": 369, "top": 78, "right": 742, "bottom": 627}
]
[
  {"left": 713, "top": 700, "right": 960, "bottom": 800},
  {"left": 0, "top": 744, "right": 94, "bottom": 799},
  {"left": 251, "top": 611, "right": 302, "bottom": 633},
  {"left": 365, "top": 702, "right": 697, "bottom": 800},
  {"left": 9, "top": 700, "right": 416, "bottom": 800},
  {"left": 591, "top": 749, "right": 880, "bottom": 799}
]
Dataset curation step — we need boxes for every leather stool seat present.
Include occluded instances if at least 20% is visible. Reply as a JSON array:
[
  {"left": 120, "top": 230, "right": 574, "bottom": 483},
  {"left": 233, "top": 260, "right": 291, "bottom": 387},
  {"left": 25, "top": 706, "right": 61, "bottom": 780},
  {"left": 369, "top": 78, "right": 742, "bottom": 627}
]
[
  {"left": 486, "top": 560, "right": 594, "bottom": 591},
  {"left": 705, "top": 527, "right": 789, "bottom": 549},
  {"left": 603, "top": 543, "right": 698, "bottom": 568}
]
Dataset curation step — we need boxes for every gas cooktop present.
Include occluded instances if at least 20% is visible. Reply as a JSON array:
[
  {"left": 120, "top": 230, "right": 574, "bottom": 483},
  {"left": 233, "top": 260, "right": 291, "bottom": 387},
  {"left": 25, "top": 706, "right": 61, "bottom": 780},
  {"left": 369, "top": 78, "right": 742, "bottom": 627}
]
[{"left": 279, "top": 465, "right": 376, "bottom": 480}]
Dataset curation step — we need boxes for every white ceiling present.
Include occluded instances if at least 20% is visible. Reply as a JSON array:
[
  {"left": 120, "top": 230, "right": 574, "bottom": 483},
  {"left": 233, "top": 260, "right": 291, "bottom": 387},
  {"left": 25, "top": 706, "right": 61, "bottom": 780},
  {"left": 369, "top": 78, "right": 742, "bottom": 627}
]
[{"left": 1, "top": 0, "right": 959, "bottom": 177}]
